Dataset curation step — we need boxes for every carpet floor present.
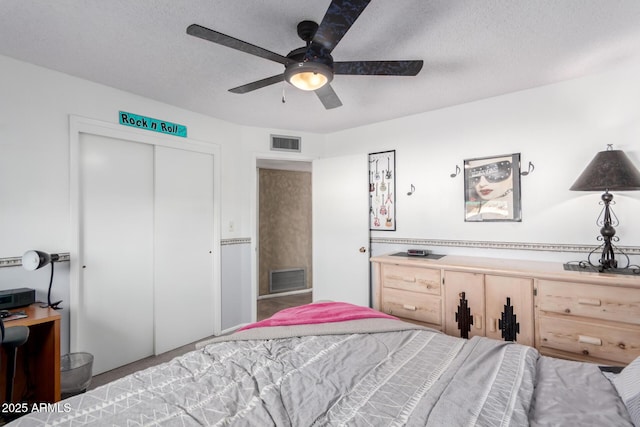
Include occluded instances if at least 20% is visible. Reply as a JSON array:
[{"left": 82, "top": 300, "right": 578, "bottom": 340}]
[{"left": 87, "top": 292, "right": 312, "bottom": 390}]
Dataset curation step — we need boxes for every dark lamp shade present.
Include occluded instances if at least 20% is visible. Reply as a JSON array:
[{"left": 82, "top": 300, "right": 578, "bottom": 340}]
[{"left": 570, "top": 149, "right": 640, "bottom": 192}]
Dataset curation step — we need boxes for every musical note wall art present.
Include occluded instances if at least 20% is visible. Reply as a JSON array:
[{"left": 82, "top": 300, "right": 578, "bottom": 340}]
[{"left": 368, "top": 150, "right": 396, "bottom": 231}]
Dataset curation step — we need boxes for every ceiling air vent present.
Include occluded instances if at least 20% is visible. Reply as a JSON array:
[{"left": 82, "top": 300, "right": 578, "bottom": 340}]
[{"left": 271, "top": 134, "right": 301, "bottom": 152}]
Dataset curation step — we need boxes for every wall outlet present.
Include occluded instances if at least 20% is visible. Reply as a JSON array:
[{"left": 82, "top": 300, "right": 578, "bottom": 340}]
[{"left": 228, "top": 221, "right": 234, "bottom": 232}]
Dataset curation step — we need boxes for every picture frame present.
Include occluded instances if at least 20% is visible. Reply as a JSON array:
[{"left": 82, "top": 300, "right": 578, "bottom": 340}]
[
  {"left": 369, "top": 150, "right": 396, "bottom": 230},
  {"left": 464, "top": 153, "right": 522, "bottom": 222}
]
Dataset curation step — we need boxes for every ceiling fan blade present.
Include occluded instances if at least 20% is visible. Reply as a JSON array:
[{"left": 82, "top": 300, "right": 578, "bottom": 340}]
[
  {"left": 334, "top": 60, "right": 424, "bottom": 76},
  {"left": 229, "top": 74, "right": 284, "bottom": 94},
  {"left": 315, "top": 84, "right": 343, "bottom": 109},
  {"left": 187, "top": 24, "right": 292, "bottom": 66},
  {"left": 309, "top": 0, "right": 371, "bottom": 54}
]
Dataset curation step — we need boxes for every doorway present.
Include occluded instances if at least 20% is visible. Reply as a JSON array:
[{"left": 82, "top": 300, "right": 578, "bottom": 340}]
[{"left": 255, "top": 159, "right": 313, "bottom": 320}]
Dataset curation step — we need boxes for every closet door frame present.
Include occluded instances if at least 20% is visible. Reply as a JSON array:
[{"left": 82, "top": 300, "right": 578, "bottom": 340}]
[{"left": 69, "top": 115, "right": 222, "bottom": 353}]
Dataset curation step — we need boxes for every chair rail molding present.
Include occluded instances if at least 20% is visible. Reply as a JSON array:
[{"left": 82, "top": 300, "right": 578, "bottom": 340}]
[
  {"left": 0, "top": 253, "right": 71, "bottom": 268},
  {"left": 370, "top": 237, "right": 640, "bottom": 255},
  {"left": 1, "top": 240, "right": 252, "bottom": 268},
  {"left": 222, "top": 237, "right": 251, "bottom": 246}
]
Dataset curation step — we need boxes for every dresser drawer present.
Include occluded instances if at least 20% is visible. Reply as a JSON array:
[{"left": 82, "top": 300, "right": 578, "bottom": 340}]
[
  {"left": 381, "top": 264, "right": 441, "bottom": 295},
  {"left": 537, "top": 279, "right": 640, "bottom": 325},
  {"left": 538, "top": 315, "right": 640, "bottom": 365},
  {"left": 382, "top": 288, "right": 442, "bottom": 325}
]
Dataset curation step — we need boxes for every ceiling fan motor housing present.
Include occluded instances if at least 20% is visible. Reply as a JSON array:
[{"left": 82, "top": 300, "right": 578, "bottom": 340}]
[{"left": 286, "top": 46, "right": 334, "bottom": 68}]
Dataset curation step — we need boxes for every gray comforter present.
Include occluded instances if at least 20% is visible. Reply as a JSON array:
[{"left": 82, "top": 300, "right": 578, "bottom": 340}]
[{"left": 10, "top": 319, "right": 632, "bottom": 426}]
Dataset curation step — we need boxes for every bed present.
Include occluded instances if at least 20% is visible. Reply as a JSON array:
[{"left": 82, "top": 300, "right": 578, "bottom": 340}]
[{"left": 9, "top": 302, "right": 639, "bottom": 426}]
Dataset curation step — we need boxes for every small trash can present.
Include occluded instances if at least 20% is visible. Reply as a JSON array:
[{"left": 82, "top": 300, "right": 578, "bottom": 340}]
[{"left": 60, "top": 352, "right": 94, "bottom": 399}]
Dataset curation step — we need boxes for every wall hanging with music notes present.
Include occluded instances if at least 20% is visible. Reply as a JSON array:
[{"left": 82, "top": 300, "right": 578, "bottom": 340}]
[{"left": 368, "top": 150, "right": 396, "bottom": 231}]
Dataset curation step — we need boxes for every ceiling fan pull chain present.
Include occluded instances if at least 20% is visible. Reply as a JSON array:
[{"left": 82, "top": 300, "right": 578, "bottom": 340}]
[{"left": 282, "top": 86, "right": 286, "bottom": 104}]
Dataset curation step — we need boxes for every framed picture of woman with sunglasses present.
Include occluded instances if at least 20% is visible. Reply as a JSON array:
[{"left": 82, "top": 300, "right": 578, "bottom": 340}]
[{"left": 464, "top": 153, "right": 522, "bottom": 222}]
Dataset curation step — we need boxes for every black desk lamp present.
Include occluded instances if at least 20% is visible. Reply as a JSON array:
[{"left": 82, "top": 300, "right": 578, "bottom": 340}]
[
  {"left": 22, "top": 250, "right": 62, "bottom": 309},
  {"left": 569, "top": 145, "right": 640, "bottom": 272}
]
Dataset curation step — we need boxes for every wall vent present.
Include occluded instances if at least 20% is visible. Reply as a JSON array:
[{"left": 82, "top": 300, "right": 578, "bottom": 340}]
[
  {"left": 270, "top": 134, "right": 301, "bottom": 152},
  {"left": 269, "top": 268, "right": 306, "bottom": 293}
]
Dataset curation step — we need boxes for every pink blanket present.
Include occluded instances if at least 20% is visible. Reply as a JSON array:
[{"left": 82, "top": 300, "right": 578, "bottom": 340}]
[{"left": 239, "top": 301, "right": 396, "bottom": 331}]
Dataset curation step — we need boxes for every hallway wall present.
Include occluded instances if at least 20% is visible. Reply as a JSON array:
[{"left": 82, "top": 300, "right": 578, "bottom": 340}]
[{"left": 258, "top": 168, "right": 312, "bottom": 296}]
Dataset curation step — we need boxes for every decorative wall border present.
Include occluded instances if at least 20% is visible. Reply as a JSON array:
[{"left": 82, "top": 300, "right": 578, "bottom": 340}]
[
  {"left": 3, "top": 237, "right": 637, "bottom": 267},
  {"left": 0, "top": 239, "right": 252, "bottom": 268},
  {"left": 0, "top": 253, "right": 71, "bottom": 269},
  {"left": 221, "top": 237, "right": 251, "bottom": 246},
  {"left": 371, "top": 237, "right": 640, "bottom": 255}
]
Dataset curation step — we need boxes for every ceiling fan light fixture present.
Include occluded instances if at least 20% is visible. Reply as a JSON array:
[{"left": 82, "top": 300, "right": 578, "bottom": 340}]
[{"left": 284, "top": 62, "right": 333, "bottom": 91}]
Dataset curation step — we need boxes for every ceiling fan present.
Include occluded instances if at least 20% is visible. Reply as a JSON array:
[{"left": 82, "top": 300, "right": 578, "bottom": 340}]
[{"left": 186, "top": 0, "right": 423, "bottom": 109}]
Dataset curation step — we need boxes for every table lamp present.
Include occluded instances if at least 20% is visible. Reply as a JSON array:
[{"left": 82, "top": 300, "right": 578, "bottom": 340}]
[
  {"left": 22, "top": 250, "right": 62, "bottom": 309},
  {"left": 569, "top": 145, "right": 640, "bottom": 272}
]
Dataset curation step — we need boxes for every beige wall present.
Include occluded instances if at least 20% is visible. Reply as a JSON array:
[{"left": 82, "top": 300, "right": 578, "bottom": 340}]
[{"left": 259, "top": 169, "right": 312, "bottom": 296}]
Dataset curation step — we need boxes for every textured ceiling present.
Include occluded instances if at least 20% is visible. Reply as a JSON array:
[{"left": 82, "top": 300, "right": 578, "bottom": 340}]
[{"left": 2, "top": 1, "right": 640, "bottom": 134}]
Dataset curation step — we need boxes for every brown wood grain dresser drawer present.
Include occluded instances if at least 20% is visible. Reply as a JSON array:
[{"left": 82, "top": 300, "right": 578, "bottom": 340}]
[
  {"left": 381, "top": 264, "right": 441, "bottom": 295},
  {"left": 538, "top": 315, "right": 640, "bottom": 365},
  {"left": 382, "top": 288, "right": 441, "bottom": 325},
  {"left": 537, "top": 279, "right": 640, "bottom": 325}
]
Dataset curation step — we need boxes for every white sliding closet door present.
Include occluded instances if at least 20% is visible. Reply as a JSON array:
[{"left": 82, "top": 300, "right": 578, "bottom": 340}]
[
  {"left": 154, "top": 146, "right": 215, "bottom": 354},
  {"left": 78, "top": 134, "right": 155, "bottom": 375}
]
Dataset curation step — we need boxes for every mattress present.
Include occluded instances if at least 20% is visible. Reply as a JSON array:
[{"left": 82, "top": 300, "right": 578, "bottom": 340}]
[{"left": 9, "top": 302, "right": 633, "bottom": 426}]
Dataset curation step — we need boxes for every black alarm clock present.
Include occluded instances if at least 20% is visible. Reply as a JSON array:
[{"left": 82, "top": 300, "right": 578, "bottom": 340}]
[{"left": 407, "top": 249, "right": 429, "bottom": 257}]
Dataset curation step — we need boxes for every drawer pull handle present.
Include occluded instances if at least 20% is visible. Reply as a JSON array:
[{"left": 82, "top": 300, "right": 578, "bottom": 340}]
[
  {"left": 619, "top": 343, "right": 626, "bottom": 350},
  {"left": 387, "top": 275, "right": 416, "bottom": 283},
  {"left": 403, "top": 304, "right": 417, "bottom": 311},
  {"left": 578, "top": 335, "right": 602, "bottom": 346},
  {"left": 578, "top": 298, "right": 601, "bottom": 306},
  {"left": 475, "top": 314, "right": 483, "bottom": 330},
  {"left": 564, "top": 308, "right": 571, "bottom": 314},
  {"left": 582, "top": 349, "right": 590, "bottom": 356},
  {"left": 489, "top": 318, "right": 497, "bottom": 333}
]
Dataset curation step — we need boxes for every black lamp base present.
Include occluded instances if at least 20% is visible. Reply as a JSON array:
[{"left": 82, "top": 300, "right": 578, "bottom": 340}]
[
  {"left": 563, "top": 262, "right": 640, "bottom": 276},
  {"left": 40, "top": 300, "right": 63, "bottom": 310},
  {"left": 567, "top": 191, "right": 640, "bottom": 275}
]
